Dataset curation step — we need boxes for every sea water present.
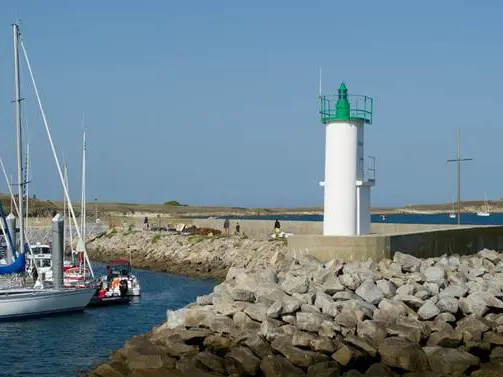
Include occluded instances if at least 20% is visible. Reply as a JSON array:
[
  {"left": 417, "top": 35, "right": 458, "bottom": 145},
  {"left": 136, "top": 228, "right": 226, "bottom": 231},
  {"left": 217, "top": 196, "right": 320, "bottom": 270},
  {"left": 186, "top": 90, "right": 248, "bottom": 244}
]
[
  {"left": 0, "top": 263, "right": 217, "bottom": 377},
  {"left": 212, "top": 212, "right": 503, "bottom": 225}
]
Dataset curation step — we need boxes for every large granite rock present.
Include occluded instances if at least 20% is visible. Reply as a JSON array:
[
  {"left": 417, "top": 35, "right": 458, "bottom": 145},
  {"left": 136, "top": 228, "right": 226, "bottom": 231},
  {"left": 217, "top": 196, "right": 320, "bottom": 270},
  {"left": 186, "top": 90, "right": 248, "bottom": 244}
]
[{"left": 88, "top": 243, "right": 503, "bottom": 377}]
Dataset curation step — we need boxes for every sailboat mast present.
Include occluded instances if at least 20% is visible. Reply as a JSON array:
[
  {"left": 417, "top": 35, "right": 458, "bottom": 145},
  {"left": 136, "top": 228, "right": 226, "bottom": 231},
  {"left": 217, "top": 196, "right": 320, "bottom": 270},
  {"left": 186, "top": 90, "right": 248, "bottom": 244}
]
[
  {"left": 25, "top": 143, "right": 29, "bottom": 227},
  {"left": 447, "top": 128, "right": 473, "bottom": 225},
  {"left": 9, "top": 174, "right": 13, "bottom": 214},
  {"left": 13, "top": 23, "right": 24, "bottom": 252},
  {"left": 63, "top": 162, "right": 68, "bottom": 251},
  {"left": 64, "top": 163, "right": 74, "bottom": 264},
  {"left": 456, "top": 129, "right": 461, "bottom": 225},
  {"left": 81, "top": 130, "right": 86, "bottom": 242}
]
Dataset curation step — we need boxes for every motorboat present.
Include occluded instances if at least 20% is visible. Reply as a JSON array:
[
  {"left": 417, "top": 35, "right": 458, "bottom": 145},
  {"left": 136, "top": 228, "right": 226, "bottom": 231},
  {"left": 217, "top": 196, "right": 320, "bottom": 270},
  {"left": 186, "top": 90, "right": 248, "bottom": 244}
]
[
  {"left": 87, "top": 294, "right": 131, "bottom": 308},
  {"left": 88, "top": 280, "right": 131, "bottom": 308},
  {"left": 26, "top": 244, "right": 91, "bottom": 288},
  {"left": 99, "top": 259, "right": 140, "bottom": 296}
]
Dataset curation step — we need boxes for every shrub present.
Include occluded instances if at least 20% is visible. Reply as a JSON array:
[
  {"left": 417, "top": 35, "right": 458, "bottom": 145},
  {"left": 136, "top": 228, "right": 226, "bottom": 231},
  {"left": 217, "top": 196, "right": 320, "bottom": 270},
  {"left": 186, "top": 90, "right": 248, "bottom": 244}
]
[{"left": 164, "top": 200, "right": 182, "bottom": 206}]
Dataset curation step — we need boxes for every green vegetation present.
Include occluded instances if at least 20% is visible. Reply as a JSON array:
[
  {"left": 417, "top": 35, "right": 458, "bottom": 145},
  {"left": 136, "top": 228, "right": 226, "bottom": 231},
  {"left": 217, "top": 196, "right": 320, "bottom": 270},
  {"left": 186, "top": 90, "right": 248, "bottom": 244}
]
[
  {"left": 152, "top": 234, "right": 161, "bottom": 244},
  {"left": 187, "top": 234, "right": 205, "bottom": 244},
  {"left": 163, "top": 200, "right": 185, "bottom": 206}
]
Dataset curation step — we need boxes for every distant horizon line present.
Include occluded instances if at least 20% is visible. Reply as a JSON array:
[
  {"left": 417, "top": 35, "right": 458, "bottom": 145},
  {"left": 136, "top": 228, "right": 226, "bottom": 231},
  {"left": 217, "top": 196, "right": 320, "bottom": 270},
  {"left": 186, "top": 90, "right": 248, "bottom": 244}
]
[{"left": 0, "top": 192, "right": 498, "bottom": 210}]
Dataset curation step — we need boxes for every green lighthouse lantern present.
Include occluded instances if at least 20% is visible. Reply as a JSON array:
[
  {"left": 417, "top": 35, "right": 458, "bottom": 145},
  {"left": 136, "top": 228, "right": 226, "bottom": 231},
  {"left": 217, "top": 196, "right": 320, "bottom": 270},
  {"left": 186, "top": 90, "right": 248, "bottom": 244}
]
[
  {"left": 335, "top": 82, "right": 350, "bottom": 121},
  {"left": 319, "top": 82, "right": 373, "bottom": 125}
]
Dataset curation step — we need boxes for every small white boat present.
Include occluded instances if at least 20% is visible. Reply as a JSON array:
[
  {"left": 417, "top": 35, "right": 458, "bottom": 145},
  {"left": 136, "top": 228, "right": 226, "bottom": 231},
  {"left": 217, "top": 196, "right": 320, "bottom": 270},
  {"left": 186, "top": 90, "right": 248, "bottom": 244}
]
[
  {"left": 448, "top": 197, "right": 456, "bottom": 218},
  {"left": 99, "top": 259, "right": 140, "bottom": 296},
  {"left": 27, "top": 244, "right": 92, "bottom": 288},
  {"left": 477, "top": 193, "right": 491, "bottom": 217}
]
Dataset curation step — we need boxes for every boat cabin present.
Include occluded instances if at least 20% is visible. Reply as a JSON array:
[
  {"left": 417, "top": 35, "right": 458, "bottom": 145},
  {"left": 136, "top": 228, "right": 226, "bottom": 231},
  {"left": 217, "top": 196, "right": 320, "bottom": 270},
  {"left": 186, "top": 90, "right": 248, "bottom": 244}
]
[
  {"left": 27, "top": 244, "right": 52, "bottom": 269},
  {"left": 27, "top": 244, "right": 75, "bottom": 271},
  {"left": 109, "top": 258, "right": 132, "bottom": 277},
  {"left": 31, "top": 244, "right": 51, "bottom": 256}
]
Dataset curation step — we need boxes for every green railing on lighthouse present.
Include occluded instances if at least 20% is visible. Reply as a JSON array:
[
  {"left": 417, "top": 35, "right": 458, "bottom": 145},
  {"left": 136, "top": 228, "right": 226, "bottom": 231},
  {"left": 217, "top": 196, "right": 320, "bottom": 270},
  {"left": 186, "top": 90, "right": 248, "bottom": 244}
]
[{"left": 319, "top": 82, "right": 373, "bottom": 125}]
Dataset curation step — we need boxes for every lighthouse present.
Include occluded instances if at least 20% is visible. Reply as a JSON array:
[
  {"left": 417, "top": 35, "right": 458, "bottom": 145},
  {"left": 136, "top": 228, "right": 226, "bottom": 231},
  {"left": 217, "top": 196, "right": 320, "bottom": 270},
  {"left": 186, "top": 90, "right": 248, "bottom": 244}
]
[{"left": 319, "top": 82, "right": 374, "bottom": 236}]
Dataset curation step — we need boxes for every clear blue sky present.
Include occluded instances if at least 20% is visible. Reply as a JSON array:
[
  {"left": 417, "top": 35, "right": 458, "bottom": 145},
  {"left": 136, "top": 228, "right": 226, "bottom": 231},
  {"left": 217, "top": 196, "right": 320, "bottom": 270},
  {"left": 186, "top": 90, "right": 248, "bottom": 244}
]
[{"left": 0, "top": 0, "right": 501, "bottom": 209}]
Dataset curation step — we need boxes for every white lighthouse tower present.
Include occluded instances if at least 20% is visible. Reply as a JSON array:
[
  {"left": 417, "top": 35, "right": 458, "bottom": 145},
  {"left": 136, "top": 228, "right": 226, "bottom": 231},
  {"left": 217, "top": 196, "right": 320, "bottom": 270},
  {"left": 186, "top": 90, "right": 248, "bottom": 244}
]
[{"left": 319, "top": 82, "right": 375, "bottom": 236}]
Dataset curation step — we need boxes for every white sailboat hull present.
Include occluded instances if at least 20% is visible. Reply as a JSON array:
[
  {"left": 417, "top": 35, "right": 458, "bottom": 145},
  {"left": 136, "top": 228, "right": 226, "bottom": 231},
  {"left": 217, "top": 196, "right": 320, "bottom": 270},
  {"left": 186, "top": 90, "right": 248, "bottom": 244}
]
[
  {"left": 477, "top": 212, "right": 490, "bottom": 217},
  {"left": 0, "top": 287, "right": 95, "bottom": 320}
]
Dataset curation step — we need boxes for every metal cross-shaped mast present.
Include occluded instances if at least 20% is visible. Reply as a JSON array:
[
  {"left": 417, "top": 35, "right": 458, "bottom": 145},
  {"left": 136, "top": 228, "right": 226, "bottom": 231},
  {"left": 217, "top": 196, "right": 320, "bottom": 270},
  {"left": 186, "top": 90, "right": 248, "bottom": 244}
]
[{"left": 447, "top": 128, "right": 472, "bottom": 225}]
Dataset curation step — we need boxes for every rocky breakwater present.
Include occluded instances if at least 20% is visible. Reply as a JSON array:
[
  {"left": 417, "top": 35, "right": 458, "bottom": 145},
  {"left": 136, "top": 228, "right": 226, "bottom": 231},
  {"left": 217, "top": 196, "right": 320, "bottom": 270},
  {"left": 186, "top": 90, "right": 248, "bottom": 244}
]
[
  {"left": 25, "top": 225, "right": 107, "bottom": 244},
  {"left": 87, "top": 230, "right": 288, "bottom": 280},
  {"left": 88, "top": 249, "right": 503, "bottom": 377}
]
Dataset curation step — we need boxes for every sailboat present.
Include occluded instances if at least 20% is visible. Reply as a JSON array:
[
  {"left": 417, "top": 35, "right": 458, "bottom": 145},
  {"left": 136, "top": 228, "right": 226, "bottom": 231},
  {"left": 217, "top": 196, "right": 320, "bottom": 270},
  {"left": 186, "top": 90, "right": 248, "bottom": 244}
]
[
  {"left": 31, "top": 163, "right": 87, "bottom": 288},
  {"left": 449, "top": 197, "right": 456, "bottom": 219},
  {"left": 61, "top": 130, "right": 94, "bottom": 287},
  {"left": 0, "top": 23, "right": 95, "bottom": 320},
  {"left": 476, "top": 193, "right": 491, "bottom": 217}
]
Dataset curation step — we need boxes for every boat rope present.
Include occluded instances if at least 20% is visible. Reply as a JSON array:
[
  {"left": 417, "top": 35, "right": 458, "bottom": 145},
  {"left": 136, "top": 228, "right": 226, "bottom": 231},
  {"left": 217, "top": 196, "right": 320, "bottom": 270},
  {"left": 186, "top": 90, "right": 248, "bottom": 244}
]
[
  {"left": 0, "top": 205, "right": 15, "bottom": 255},
  {"left": 19, "top": 37, "right": 94, "bottom": 278},
  {"left": 0, "top": 152, "right": 42, "bottom": 279},
  {"left": 0, "top": 155, "right": 19, "bottom": 215}
]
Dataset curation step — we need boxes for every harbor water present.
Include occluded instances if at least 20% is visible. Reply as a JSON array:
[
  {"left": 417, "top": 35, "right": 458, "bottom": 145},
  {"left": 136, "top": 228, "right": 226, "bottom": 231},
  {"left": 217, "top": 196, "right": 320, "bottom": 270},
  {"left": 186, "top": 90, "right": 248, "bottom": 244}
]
[
  {"left": 0, "top": 263, "right": 217, "bottom": 377},
  {"left": 214, "top": 212, "right": 503, "bottom": 225}
]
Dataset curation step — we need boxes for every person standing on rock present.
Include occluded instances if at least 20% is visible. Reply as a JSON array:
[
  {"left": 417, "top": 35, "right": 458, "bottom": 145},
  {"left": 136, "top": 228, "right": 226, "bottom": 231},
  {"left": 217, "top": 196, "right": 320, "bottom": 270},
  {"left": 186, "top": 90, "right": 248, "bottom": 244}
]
[
  {"left": 274, "top": 219, "right": 281, "bottom": 237},
  {"left": 235, "top": 222, "right": 240, "bottom": 235},
  {"left": 144, "top": 216, "right": 149, "bottom": 230},
  {"left": 223, "top": 218, "right": 230, "bottom": 237}
]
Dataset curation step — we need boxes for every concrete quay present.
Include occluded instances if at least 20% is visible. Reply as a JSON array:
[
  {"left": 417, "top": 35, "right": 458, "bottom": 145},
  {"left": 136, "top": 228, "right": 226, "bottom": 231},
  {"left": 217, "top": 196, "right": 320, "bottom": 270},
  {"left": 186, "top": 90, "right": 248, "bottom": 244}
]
[{"left": 191, "top": 218, "right": 503, "bottom": 263}]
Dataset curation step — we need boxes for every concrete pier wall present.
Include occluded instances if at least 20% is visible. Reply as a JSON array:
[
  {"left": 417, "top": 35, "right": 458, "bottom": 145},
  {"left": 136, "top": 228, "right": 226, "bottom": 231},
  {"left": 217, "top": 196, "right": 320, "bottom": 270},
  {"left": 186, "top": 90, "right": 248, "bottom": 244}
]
[
  {"left": 287, "top": 225, "right": 503, "bottom": 262},
  {"left": 190, "top": 218, "right": 477, "bottom": 240},
  {"left": 133, "top": 218, "right": 503, "bottom": 263},
  {"left": 191, "top": 218, "right": 321, "bottom": 239}
]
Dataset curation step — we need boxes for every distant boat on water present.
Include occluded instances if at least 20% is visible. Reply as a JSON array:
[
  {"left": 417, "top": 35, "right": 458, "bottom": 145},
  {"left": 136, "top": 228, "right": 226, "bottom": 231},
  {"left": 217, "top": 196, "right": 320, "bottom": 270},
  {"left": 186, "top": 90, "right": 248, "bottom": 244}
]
[
  {"left": 476, "top": 193, "right": 491, "bottom": 217},
  {"left": 477, "top": 211, "right": 490, "bottom": 217},
  {"left": 449, "top": 197, "right": 456, "bottom": 218}
]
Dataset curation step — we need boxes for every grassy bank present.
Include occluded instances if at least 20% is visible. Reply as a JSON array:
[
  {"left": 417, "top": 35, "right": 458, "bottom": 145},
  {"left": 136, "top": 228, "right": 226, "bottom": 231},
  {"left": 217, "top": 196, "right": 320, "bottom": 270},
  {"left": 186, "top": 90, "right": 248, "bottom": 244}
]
[{"left": 4, "top": 193, "right": 503, "bottom": 222}]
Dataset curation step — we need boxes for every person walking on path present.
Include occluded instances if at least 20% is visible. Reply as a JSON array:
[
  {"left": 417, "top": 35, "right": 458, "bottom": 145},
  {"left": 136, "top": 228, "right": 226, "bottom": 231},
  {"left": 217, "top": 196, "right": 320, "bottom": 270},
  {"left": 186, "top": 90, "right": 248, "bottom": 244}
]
[{"left": 223, "top": 218, "right": 230, "bottom": 237}]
